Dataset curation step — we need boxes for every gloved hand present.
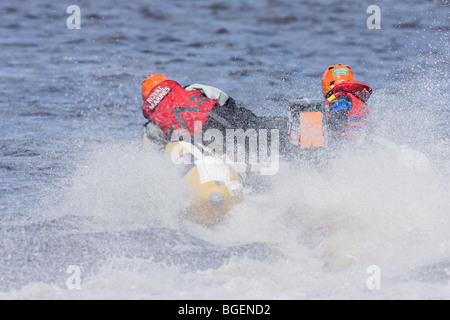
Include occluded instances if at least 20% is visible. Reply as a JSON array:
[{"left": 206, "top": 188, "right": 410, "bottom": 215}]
[
  {"left": 329, "top": 99, "right": 351, "bottom": 131},
  {"left": 143, "top": 121, "right": 169, "bottom": 147}
]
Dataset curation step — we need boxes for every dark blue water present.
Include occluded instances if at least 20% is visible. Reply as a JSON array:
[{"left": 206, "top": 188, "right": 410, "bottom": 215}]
[{"left": 0, "top": 0, "right": 449, "bottom": 299}]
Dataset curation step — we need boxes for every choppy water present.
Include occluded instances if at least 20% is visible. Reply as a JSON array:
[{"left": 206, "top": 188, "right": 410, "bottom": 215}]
[{"left": 0, "top": 0, "right": 449, "bottom": 299}]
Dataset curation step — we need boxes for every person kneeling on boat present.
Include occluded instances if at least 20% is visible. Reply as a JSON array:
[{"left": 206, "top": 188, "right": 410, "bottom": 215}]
[{"left": 321, "top": 63, "right": 373, "bottom": 145}]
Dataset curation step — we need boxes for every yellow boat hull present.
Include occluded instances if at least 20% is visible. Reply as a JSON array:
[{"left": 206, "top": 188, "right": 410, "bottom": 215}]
[{"left": 144, "top": 135, "right": 243, "bottom": 225}]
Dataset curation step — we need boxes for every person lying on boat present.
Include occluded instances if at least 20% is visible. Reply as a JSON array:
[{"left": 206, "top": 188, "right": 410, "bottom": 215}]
[{"left": 140, "top": 73, "right": 261, "bottom": 146}]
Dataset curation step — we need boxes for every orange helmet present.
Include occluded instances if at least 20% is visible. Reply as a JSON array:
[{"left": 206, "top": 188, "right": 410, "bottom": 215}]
[
  {"left": 141, "top": 73, "right": 168, "bottom": 100},
  {"left": 322, "top": 63, "right": 354, "bottom": 97}
]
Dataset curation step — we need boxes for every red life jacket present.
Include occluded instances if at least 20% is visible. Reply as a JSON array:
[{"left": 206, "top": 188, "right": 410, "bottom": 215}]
[
  {"left": 142, "top": 80, "right": 218, "bottom": 138},
  {"left": 325, "top": 82, "right": 371, "bottom": 140}
]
